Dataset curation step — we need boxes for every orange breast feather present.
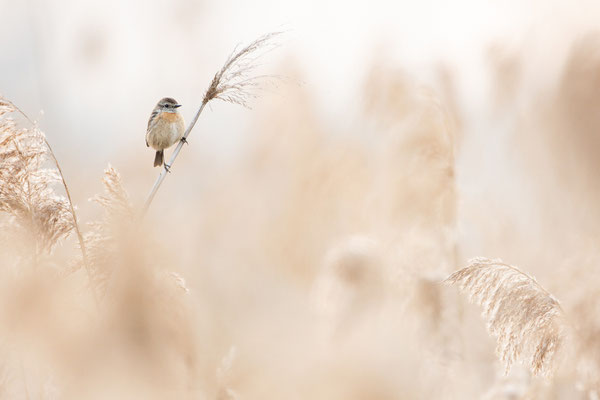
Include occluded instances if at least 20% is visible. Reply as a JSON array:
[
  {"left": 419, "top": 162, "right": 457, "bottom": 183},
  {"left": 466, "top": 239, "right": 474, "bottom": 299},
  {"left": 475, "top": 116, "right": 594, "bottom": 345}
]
[{"left": 159, "top": 112, "right": 180, "bottom": 123}]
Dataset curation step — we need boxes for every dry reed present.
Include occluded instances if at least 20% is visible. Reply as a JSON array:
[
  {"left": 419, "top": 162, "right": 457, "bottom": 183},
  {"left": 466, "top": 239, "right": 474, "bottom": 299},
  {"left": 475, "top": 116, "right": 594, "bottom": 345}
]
[
  {"left": 4, "top": 23, "right": 600, "bottom": 399},
  {"left": 82, "top": 165, "right": 134, "bottom": 296},
  {"left": 203, "top": 32, "right": 282, "bottom": 107},
  {"left": 0, "top": 96, "right": 98, "bottom": 306},
  {"left": 142, "top": 32, "right": 282, "bottom": 214},
  {"left": 0, "top": 100, "right": 73, "bottom": 257},
  {"left": 445, "top": 257, "right": 566, "bottom": 377}
]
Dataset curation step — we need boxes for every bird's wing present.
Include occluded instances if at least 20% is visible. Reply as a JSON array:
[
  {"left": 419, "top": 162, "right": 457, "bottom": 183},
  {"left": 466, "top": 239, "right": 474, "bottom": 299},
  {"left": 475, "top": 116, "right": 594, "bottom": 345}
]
[
  {"left": 147, "top": 109, "right": 159, "bottom": 131},
  {"left": 146, "top": 109, "right": 160, "bottom": 146}
]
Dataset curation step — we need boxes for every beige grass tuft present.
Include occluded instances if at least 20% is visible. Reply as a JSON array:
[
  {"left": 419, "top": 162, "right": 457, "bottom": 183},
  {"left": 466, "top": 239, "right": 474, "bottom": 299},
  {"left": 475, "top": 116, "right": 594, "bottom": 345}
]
[
  {"left": 91, "top": 165, "right": 134, "bottom": 221},
  {"left": 143, "top": 32, "right": 282, "bottom": 214},
  {"left": 82, "top": 165, "right": 134, "bottom": 295},
  {"left": 445, "top": 257, "right": 566, "bottom": 377},
  {"left": 203, "top": 32, "right": 282, "bottom": 107},
  {"left": 0, "top": 100, "right": 73, "bottom": 255}
]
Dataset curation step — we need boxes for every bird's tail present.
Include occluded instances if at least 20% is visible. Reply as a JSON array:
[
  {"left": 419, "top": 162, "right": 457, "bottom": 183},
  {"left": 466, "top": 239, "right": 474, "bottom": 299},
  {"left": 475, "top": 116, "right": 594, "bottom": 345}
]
[{"left": 154, "top": 150, "right": 163, "bottom": 167}]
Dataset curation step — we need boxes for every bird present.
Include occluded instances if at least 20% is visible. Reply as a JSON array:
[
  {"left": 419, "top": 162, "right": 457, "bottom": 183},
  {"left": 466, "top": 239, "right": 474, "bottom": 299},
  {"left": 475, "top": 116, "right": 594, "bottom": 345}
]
[{"left": 145, "top": 97, "right": 186, "bottom": 170}]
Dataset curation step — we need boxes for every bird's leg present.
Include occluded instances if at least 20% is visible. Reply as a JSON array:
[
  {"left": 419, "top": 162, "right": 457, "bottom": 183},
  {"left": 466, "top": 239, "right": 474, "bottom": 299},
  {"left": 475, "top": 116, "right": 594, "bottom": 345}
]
[
  {"left": 164, "top": 163, "right": 172, "bottom": 173},
  {"left": 180, "top": 136, "right": 188, "bottom": 145}
]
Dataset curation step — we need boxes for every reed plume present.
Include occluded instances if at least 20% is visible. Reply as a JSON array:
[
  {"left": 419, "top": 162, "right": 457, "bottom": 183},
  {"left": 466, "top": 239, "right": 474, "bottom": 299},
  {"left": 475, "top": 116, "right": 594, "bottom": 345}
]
[
  {"left": 143, "top": 32, "right": 282, "bottom": 214},
  {"left": 0, "top": 99, "right": 72, "bottom": 256},
  {"left": 445, "top": 257, "right": 566, "bottom": 377},
  {"left": 92, "top": 165, "right": 134, "bottom": 220},
  {"left": 203, "top": 31, "right": 281, "bottom": 107},
  {"left": 82, "top": 165, "right": 134, "bottom": 296}
]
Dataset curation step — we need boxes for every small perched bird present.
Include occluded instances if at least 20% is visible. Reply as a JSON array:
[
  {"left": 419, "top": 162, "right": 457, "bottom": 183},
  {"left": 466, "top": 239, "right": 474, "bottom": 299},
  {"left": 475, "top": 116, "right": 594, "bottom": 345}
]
[{"left": 145, "top": 97, "right": 185, "bottom": 169}]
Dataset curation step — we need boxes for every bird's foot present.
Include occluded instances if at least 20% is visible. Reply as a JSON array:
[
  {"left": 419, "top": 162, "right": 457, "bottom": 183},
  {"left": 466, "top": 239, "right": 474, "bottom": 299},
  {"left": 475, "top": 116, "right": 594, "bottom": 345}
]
[
  {"left": 180, "top": 137, "right": 188, "bottom": 145},
  {"left": 164, "top": 163, "right": 172, "bottom": 173}
]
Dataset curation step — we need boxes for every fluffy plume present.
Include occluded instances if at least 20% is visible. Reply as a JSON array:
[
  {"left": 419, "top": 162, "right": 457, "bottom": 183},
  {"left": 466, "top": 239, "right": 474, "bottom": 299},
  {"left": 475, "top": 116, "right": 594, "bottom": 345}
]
[
  {"left": 83, "top": 165, "right": 134, "bottom": 294},
  {"left": 0, "top": 100, "right": 73, "bottom": 255},
  {"left": 203, "top": 32, "right": 281, "bottom": 107},
  {"left": 445, "top": 257, "right": 566, "bottom": 377},
  {"left": 91, "top": 165, "right": 134, "bottom": 221},
  {"left": 143, "top": 32, "right": 282, "bottom": 214}
]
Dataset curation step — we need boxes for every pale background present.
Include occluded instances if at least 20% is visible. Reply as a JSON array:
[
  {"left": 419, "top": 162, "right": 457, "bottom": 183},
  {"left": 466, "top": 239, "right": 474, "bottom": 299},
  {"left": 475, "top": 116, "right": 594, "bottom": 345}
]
[
  {"left": 2, "top": 1, "right": 600, "bottom": 398},
  {"left": 3, "top": 0, "right": 599, "bottom": 258}
]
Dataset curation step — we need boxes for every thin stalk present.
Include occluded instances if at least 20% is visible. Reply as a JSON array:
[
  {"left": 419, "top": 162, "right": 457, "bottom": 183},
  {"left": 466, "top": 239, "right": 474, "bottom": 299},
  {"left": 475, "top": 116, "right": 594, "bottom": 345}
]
[
  {"left": 142, "top": 101, "right": 207, "bottom": 215},
  {"left": 44, "top": 137, "right": 99, "bottom": 308},
  {"left": 141, "top": 31, "right": 281, "bottom": 216}
]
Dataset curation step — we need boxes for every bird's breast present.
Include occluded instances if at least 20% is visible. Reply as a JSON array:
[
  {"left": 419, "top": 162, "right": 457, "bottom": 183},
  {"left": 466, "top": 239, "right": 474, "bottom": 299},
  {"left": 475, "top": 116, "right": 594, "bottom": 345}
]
[
  {"left": 146, "top": 113, "right": 185, "bottom": 150},
  {"left": 159, "top": 112, "right": 180, "bottom": 122}
]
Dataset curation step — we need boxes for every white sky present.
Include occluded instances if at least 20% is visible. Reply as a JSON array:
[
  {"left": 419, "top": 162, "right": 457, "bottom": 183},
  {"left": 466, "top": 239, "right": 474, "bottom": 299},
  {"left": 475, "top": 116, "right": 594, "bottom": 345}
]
[
  {"left": 1, "top": 0, "right": 600, "bottom": 178},
  {"left": 3, "top": 0, "right": 600, "bottom": 264}
]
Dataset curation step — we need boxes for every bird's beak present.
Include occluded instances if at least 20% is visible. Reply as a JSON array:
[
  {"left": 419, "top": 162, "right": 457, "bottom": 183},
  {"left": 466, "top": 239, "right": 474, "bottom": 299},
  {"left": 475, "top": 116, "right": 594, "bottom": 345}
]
[{"left": 174, "top": 104, "right": 182, "bottom": 108}]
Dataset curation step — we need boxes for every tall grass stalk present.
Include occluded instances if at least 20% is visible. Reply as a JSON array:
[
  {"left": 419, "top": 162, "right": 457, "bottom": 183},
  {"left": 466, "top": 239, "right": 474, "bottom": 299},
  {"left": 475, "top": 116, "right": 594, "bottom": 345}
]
[
  {"left": 1, "top": 98, "right": 99, "bottom": 307},
  {"left": 142, "top": 32, "right": 282, "bottom": 215}
]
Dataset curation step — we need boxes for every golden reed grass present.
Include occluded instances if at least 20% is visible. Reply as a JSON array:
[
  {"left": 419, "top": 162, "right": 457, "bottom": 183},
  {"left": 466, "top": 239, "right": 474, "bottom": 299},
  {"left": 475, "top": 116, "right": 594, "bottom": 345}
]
[
  {"left": 0, "top": 100, "right": 73, "bottom": 256},
  {"left": 2, "top": 30, "right": 600, "bottom": 399},
  {"left": 445, "top": 258, "right": 566, "bottom": 377},
  {"left": 143, "top": 32, "right": 282, "bottom": 214}
]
